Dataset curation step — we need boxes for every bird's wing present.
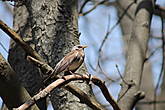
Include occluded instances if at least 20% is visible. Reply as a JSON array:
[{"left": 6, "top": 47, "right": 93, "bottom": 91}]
[{"left": 54, "top": 50, "right": 79, "bottom": 74}]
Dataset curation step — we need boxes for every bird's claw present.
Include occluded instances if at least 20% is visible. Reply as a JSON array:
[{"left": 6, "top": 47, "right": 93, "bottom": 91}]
[{"left": 87, "top": 73, "right": 92, "bottom": 85}]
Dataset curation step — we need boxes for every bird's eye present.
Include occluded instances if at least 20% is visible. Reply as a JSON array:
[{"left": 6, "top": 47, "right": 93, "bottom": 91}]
[{"left": 78, "top": 46, "right": 82, "bottom": 48}]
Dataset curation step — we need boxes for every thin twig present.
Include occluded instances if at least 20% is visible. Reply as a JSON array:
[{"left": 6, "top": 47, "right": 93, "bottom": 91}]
[
  {"left": 138, "top": 100, "right": 165, "bottom": 105},
  {"left": 145, "top": 46, "right": 161, "bottom": 62},
  {"left": 115, "top": 64, "right": 129, "bottom": 85},
  {"left": 98, "top": 13, "right": 111, "bottom": 52},
  {"left": 0, "top": 41, "right": 8, "bottom": 53},
  {"left": 153, "top": 15, "right": 165, "bottom": 110},
  {"left": 79, "top": 0, "right": 91, "bottom": 14},
  {"left": 98, "top": 1, "right": 135, "bottom": 53},
  {"left": 79, "top": 0, "right": 107, "bottom": 16},
  {"left": 97, "top": 59, "right": 115, "bottom": 82}
]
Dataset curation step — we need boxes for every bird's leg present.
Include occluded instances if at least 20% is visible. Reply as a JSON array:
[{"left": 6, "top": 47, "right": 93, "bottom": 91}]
[{"left": 86, "top": 73, "right": 92, "bottom": 85}]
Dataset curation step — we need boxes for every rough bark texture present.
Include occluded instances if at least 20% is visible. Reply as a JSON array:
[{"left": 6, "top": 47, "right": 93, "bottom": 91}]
[
  {"left": 0, "top": 53, "right": 39, "bottom": 110},
  {"left": 117, "top": 0, "right": 153, "bottom": 110},
  {"left": 116, "top": 0, "right": 154, "bottom": 110},
  {"left": 8, "top": 0, "right": 92, "bottom": 110},
  {"left": 8, "top": 4, "right": 47, "bottom": 110}
]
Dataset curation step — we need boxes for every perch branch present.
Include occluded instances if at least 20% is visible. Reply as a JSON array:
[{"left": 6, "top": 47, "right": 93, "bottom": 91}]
[{"left": 15, "top": 74, "right": 120, "bottom": 110}]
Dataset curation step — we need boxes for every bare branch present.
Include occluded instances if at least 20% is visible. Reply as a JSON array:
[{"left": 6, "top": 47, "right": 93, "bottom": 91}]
[
  {"left": 0, "top": 41, "right": 8, "bottom": 53},
  {"left": 117, "top": 1, "right": 153, "bottom": 110},
  {"left": 154, "top": 5, "right": 165, "bottom": 19},
  {"left": 79, "top": 0, "right": 91, "bottom": 14},
  {"left": 27, "top": 55, "right": 114, "bottom": 110},
  {"left": 15, "top": 74, "right": 120, "bottom": 110},
  {"left": 98, "top": 1, "right": 135, "bottom": 53},
  {"left": 153, "top": 14, "right": 165, "bottom": 110},
  {"left": 27, "top": 56, "right": 53, "bottom": 75},
  {"left": 79, "top": 0, "right": 108, "bottom": 16},
  {"left": 115, "top": 64, "right": 129, "bottom": 85},
  {"left": 0, "top": 20, "right": 44, "bottom": 62},
  {"left": 138, "top": 100, "right": 165, "bottom": 105}
]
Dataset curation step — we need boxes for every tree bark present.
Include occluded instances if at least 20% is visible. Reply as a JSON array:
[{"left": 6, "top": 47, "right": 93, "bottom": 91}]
[
  {"left": 8, "top": 4, "right": 47, "bottom": 110},
  {"left": 116, "top": 0, "right": 154, "bottom": 110},
  {"left": 8, "top": 0, "right": 93, "bottom": 110},
  {"left": 0, "top": 53, "right": 39, "bottom": 110},
  {"left": 117, "top": 0, "right": 153, "bottom": 110}
]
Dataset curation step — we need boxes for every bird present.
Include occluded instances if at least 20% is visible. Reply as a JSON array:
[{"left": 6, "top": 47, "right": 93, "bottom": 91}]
[{"left": 44, "top": 45, "right": 87, "bottom": 82}]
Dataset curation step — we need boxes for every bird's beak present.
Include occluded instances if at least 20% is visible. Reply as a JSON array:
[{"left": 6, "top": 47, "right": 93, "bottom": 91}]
[{"left": 82, "top": 45, "right": 88, "bottom": 49}]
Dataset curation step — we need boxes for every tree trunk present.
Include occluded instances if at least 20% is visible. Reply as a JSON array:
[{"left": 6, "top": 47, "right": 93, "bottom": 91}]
[
  {"left": 8, "top": 0, "right": 92, "bottom": 109},
  {"left": 0, "top": 53, "right": 39, "bottom": 110},
  {"left": 116, "top": 0, "right": 154, "bottom": 110},
  {"left": 117, "top": 0, "right": 153, "bottom": 110}
]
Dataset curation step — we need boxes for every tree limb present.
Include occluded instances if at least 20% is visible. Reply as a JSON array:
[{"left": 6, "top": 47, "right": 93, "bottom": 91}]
[
  {"left": 0, "top": 20, "right": 44, "bottom": 62},
  {"left": 15, "top": 74, "right": 120, "bottom": 110},
  {"left": 117, "top": 0, "right": 153, "bottom": 110}
]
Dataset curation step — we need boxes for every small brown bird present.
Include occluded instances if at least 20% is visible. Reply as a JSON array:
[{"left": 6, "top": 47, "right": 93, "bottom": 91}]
[
  {"left": 44, "top": 45, "right": 87, "bottom": 82},
  {"left": 53, "top": 45, "right": 87, "bottom": 74}
]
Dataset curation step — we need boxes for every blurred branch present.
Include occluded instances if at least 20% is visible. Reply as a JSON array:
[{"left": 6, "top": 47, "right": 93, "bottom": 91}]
[
  {"left": 15, "top": 74, "right": 120, "bottom": 110},
  {"left": 154, "top": 5, "right": 165, "bottom": 19},
  {"left": 153, "top": 13, "right": 165, "bottom": 110},
  {"left": 145, "top": 46, "right": 161, "bottom": 61},
  {"left": 98, "top": 1, "right": 134, "bottom": 53},
  {"left": 0, "top": 41, "right": 8, "bottom": 53},
  {"left": 79, "top": 0, "right": 91, "bottom": 14},
  {"left": 138, "top": 100, "right": 165, "bottom": 105},
  {"left": 95, "top": 2, "right": 134, "bottom": 84},
  {"left": 79, "top": 0, "right": 107, "bottom": 16},
  {"left": 117, "top": 1, "right": 153, "bottom": 110},
  {"left": 79, "top": 0, "right": 116, "bottom": 16},
  {"left": 115, "top": 64, "right": 129, "bottom": 85}
]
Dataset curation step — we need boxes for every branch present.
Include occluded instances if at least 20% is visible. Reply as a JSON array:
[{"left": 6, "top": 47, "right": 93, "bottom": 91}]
[
  {"left": 27, "top": 56, "right": 107, "bottom": 110},
  {"left": 27, "top": 56, "right": 53, "bottom": 75},
  {"left": 153, "top": 13, "right": 165, "bottom": 110},
  {"left": 79, "top": 0, "right": 91, "bottom": 14},
  {"left": 0, "top": 20, "right": 44, "bottom": 62},
  {"left": 138, "top": 100, "right": 165, "bottom": 105},
  {"left": 79, "top": 0, "right": 108, "bottom": 16},
  {"left": 98, "top": 1, "right": 134, "bottom": 53},
  {"left": 117, "top": 1, "right": 153, "bottom": 110},
  {"left": 154, "top": 5, "right": 165, "bottom": 19},
  {"left": 15, "top": 74, "right": 120, "bottom": 110}
]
